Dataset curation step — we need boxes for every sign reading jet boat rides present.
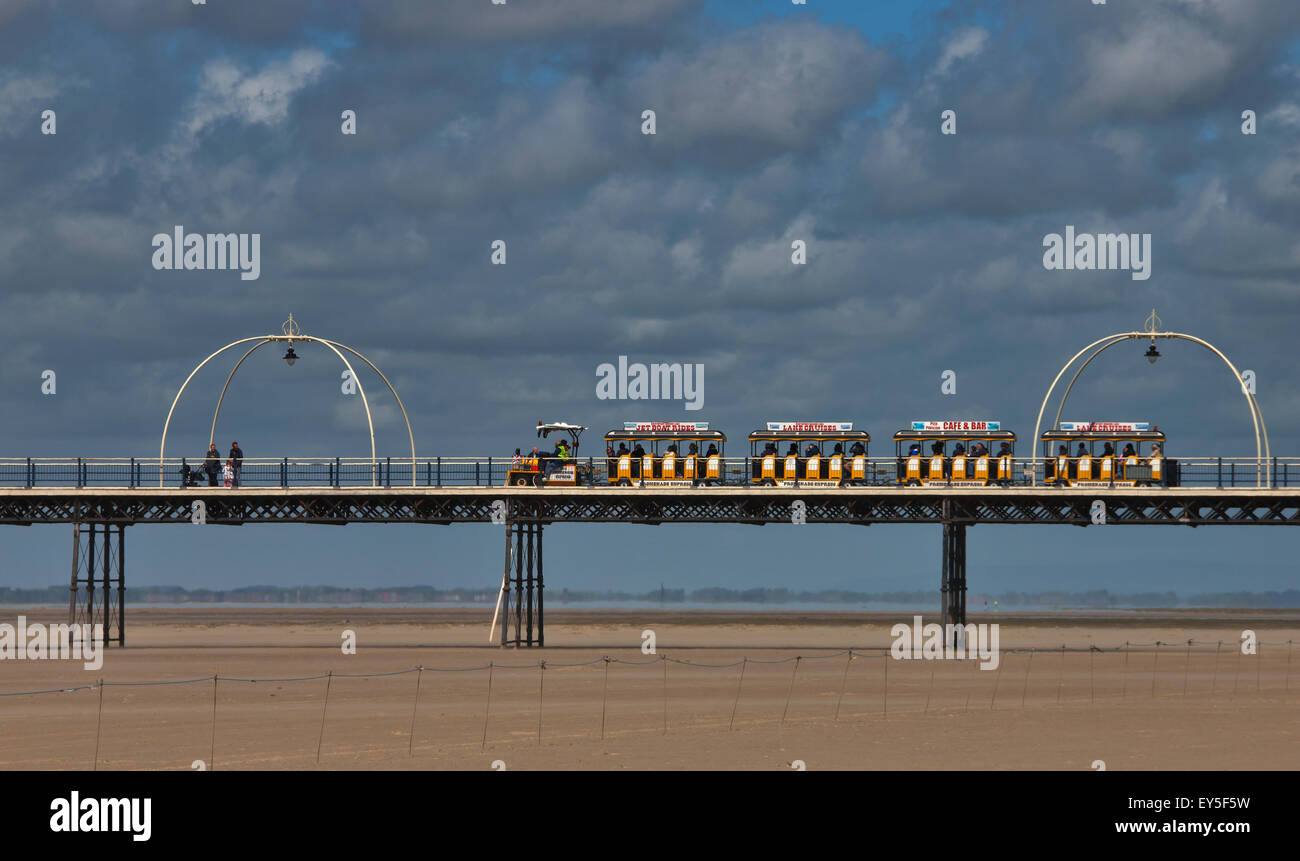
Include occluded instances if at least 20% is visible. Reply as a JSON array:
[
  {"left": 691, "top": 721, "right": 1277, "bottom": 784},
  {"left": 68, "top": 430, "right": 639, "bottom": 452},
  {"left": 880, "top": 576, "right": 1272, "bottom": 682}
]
[
  {"left": 765, "top": 422, "right": 853, "bottom": 432},
  {"left": 911, "top": 420, "right": 1001, "bottom": 432},
  {"left": 1058, "top": 421, "right": 1150, "bottom": 432},
  {"left": 624, "top": 421, "right": 710, "bottom": 432}
]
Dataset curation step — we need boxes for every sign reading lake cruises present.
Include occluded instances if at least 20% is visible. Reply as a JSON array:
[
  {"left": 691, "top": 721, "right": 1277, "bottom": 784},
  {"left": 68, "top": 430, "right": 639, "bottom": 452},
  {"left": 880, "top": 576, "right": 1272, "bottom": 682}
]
[
  {"left": 1059, "top": 421, "right": 1150, "bottom": 432},
  {"left": 765, "top": 422, "right": 853, "bottom": 432},
  {"left": 911, "top": 421, "right": 1001, "bottom": 432},
  {"left": 624, "top": 421, "right": 710, "bottom": 432}
]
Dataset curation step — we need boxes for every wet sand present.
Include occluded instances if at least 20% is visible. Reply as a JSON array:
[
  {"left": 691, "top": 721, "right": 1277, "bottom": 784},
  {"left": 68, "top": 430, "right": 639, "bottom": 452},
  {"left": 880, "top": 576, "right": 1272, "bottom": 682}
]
[{"left": 1, "top": 608, "right": 1297, "bottom": 770}]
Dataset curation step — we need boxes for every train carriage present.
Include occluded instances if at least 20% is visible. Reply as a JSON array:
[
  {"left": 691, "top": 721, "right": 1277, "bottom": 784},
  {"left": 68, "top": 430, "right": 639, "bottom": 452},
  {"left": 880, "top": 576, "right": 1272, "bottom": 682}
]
[
  {"left": 748, "top": 422, "right": 871, "bottom": 486},
  {"left": 1041, "top": 421, "right": 1177, "bottom": 487},
  {"left": 604, "top": 422, "right": 726, "bottom": 486},
  {"left": 893, "top": 421, "right": 1017, "bottom": 487}
]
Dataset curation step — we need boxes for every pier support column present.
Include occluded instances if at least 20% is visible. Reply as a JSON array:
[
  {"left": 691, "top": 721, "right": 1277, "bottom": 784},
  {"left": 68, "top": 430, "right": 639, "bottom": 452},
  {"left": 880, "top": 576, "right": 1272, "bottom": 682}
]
[
  {"left": 940, "top": 500, "right": 966, "bottom": 641},
  {"left": 68, "top": 522, "right": 125, "bottom": 647},
  {"left": 500, "top": 519, "right": 544, "bottom": 648}
]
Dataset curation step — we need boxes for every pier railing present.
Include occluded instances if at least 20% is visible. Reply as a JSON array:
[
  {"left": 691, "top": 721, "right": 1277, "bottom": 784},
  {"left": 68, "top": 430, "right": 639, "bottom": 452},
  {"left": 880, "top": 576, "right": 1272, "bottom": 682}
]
[{"left": 0, "top": 456, "right": 1295, "bottom": 489}]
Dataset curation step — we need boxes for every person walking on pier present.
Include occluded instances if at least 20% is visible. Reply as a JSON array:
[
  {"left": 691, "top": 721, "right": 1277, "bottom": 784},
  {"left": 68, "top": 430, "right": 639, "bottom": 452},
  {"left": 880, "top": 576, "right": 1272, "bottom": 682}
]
[
  {"left": 222, "top": 458, "right": 235, "bottom": 488},
  {"left": 229, "top": 441, "right": 243, "bottom": 487},
  {"left": 204, "top": 444, "right": 221, "bottom": 487}
]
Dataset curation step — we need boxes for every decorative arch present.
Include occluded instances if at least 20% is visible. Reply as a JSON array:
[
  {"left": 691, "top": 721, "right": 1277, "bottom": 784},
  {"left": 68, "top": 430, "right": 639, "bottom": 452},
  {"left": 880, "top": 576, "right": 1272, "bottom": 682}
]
[
  {"left": 1030, "top": 311, "right": 1269, "bottom": 486},
  {"left": 158, "top": 316, "right": 417, "bottom": 486}
]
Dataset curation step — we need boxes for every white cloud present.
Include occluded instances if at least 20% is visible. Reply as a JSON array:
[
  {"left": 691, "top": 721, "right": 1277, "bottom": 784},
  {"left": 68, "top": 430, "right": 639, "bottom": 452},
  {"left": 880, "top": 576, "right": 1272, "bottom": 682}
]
[{"left": 183, "top": 49, "right": 332, "bottom": 139}]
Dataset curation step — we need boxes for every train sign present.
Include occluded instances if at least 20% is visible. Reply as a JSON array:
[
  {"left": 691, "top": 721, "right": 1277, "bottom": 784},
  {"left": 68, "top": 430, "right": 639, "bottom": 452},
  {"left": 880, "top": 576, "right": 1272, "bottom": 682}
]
[
  {"left": 911, "top": 421, "right": 1001, "bottom": 432},
  {"left": 765, "top": 422, "right": 853, "bottom": 432},
  {"left": 1058, "top": 422, "right": 1150, "bottom": 432}
]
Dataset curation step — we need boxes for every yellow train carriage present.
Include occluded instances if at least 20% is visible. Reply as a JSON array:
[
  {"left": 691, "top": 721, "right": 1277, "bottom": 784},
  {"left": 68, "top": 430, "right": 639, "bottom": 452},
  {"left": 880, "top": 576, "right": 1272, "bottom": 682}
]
[
  {"left": 748, "top": 422, "right": 870, "bottom": 486},
  {"left": 1041, "top": 422, "right": 1175, "bottom": 487},
  {"left": 893, "top": 421, "right": 1016, "bottom": 487},
  {"left": 604, "top": 422, "right": 726, "bottom": 486}
]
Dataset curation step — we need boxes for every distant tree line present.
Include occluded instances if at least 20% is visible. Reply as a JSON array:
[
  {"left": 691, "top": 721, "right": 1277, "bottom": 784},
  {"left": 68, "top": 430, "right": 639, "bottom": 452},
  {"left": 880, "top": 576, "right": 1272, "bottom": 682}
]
[{"left": 3, "top": 585, "right": 1300, "bottom": 608}]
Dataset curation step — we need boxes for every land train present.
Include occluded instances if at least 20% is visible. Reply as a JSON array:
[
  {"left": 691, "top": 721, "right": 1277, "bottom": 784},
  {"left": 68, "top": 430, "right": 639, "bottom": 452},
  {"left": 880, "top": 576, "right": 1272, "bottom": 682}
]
[{"left": 505, "top": 419, "right": 1179, "bottom": 488}]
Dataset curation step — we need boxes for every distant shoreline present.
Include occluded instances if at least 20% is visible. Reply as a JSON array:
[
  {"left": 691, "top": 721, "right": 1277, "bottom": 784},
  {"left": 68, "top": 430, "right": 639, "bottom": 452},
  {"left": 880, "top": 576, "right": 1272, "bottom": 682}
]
[{"left": 6, "top": 584, "right": 1300, "bottom": 610}]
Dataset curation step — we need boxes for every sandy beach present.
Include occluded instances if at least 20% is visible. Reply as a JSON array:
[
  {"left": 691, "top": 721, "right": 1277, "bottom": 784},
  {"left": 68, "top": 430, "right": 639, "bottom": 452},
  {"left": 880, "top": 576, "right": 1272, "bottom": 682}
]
[{"left": 1, "top": 607, "right": 1297, "bottom": 770}]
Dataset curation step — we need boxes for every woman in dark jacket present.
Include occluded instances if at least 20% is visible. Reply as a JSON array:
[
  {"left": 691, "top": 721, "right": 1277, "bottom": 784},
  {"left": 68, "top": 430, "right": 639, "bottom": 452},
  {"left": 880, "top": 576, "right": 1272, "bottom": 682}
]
[{"left": 204, "top": 444, "right": 221, "bottom": 486}]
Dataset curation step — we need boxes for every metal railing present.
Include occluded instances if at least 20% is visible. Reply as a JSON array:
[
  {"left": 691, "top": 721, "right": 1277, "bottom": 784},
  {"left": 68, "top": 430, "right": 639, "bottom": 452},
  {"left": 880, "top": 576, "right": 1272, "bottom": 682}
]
[{"left": 0, "top": 456, "right": 1295, "bottom": 489}]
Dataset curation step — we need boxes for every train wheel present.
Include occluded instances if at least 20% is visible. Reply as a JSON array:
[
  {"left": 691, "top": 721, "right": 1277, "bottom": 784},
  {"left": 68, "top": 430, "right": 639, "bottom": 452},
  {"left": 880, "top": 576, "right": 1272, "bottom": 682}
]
[
  {"left": 618, "top": 479, "right": 631, "bottom": 486},
  {"left": 761, "top": 478, "right": 775, "bottom": 487},
  {"left": 514, "top": 478, "right": 528, "bottom": 486}
]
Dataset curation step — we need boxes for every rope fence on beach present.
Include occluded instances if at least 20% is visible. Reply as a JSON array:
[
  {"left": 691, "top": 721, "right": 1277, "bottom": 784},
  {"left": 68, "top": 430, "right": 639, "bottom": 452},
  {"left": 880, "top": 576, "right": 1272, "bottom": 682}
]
[{"left": 2, "top": 640, "right": 1295, "bottom": 769}]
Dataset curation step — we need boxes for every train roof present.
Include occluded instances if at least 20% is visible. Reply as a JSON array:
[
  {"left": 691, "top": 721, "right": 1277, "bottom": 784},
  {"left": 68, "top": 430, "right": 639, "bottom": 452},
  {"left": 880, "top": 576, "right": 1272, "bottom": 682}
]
[
  {"left": 748, "top": 430, "right": 870, "bottom": 440},
  {"left": 749, "top": 422, "right": 869, "bottom": 440},
  {"left": 1043, "top": 422, "right": 1163, "bottom": 440},
  {"left": 606, "top": 427, "right": 726, "bottom": 441},
  {"left": 893, "top": 420, "right": 1011, "bottom": 441},
  {"left": 1042, "top": 429, "right": 1164, "bottom": 440}
]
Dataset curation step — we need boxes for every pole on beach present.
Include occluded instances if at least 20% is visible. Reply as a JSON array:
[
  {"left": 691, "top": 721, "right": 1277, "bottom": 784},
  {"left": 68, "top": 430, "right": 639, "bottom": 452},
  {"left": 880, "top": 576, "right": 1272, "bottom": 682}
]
[{"left": 490, "top": 519, "right": 512, "bottom": 645}]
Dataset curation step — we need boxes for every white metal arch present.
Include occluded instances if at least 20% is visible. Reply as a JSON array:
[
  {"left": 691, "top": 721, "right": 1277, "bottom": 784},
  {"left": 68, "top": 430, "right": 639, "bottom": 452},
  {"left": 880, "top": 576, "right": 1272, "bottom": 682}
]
[
  {"left": 158, "top": 325, "right": 416, "bottom": 487},
  {"left": 206, "top": 337, "right": 418, "bottom": 485},
  {"left": 1031, "top": 330, "right": 1269, "bottom": 486}
]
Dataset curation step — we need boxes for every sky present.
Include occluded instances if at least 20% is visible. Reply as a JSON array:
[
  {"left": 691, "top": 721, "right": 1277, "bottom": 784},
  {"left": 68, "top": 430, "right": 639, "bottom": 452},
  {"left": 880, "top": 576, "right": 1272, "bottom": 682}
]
[{"left": 1, "top": 0, "right": 1298, "bottom": 599}]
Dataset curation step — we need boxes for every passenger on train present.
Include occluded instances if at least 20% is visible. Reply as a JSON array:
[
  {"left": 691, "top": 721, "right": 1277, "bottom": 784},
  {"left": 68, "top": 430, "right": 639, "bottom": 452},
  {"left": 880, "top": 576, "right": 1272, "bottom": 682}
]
[
  {"left": 1122, "top": 443, "right": 1136, "bottom": 457},
  {"left": 998, "top": 442, "right": 1012, "bottom": 456},
  {"left": 850, "top": 440, "right": 866, "bottom": 456},
  {"left": 786, "top": 443, "right": 799, "bottom": 456},
  {"left": 616, "top": 442, "right": 630, "bottom": 456},
  {"left": 970, "top": 442, "right": 987, "bottom": 457},
  {"left": 953, "top": 443, "right": 966, "bottom": 456},
  {"left": 707, "top": 443, "right": 719, "bottom": 456},
  {"left": 688, "top": 442, "right": 699, "bottom": 455},
  {"left": 908, "top": 444, "right": 920, "bottom": 456},
  {"left": 761, "top": 442, "right": 777, "bottom": 456},
  {"left": 1102, "top": 443, "right": 1115, "bottom": 457},
  {"left": 1150, "top": 442, "right": 1162, "bottom": 458},
  {"left": 1076, "top": 443, "right": 1088, "bottom": 457},
  {"left": 805, "top": 443, "right": 820, "bottom": 457},
  {"left": 931, "top": 442, "right": 944, "bottom": 455},
  {"left": 632, "top": 443, "right": 646, "bottom": 457},
  {"left": 832, "top": 443, "right": 844, "bottom": 456}
]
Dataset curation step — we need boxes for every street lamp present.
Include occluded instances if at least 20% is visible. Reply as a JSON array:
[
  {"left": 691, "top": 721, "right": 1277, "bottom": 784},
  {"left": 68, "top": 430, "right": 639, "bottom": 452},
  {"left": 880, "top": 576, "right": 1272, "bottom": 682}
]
[
  {"left": 1144, "top": 343, "right": 1160, "bottom": 364},
  {"left": 283, "top": 346, "right": 298, "bottom": 366}
]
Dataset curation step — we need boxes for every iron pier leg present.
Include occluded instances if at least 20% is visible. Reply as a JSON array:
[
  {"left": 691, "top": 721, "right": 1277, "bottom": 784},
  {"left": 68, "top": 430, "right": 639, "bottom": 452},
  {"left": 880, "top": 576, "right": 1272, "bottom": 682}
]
[
  {"left": 536, "top": 524, "right": 544, "bottom": 647},
  {"left": 513, "top": 520, "right": 524, "bottom": 648},
  {"left": 500, "top": 514, "right": 513, "bottom": 648},
  {"left": 69, "top": 522, "right": 126, "bottom": 647},
  {"left": 525, "top": 523, "right": 535, "bottom": 646},
  {"left": 941, "top": 501, "right": 967, "bottom": 648}
]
